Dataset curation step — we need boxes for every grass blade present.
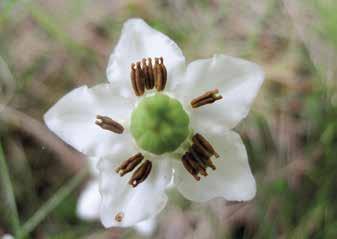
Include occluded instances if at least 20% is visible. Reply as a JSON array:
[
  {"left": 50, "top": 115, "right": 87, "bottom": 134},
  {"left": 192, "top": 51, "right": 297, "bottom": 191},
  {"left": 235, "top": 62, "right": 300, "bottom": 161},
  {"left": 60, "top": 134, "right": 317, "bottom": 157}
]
[
  {"left": 21, "top": 167, "right": 89, "bottom": 236},
  {"left": 0, "top": 141, "right": 22, "bottom": 237}
]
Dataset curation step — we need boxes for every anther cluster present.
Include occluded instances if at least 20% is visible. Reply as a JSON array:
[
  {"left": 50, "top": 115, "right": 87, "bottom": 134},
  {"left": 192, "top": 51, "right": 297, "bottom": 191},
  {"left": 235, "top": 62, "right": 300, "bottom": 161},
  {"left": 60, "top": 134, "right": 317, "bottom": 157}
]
[
  {"left": 181, "top": 133, "right": 219, "bottom": 181},
  {"left": 116, "top": 153, "right": 152, "bottom": 188},
  {"left": 131, "top": 57, "right": 167, "bottom": 96}
]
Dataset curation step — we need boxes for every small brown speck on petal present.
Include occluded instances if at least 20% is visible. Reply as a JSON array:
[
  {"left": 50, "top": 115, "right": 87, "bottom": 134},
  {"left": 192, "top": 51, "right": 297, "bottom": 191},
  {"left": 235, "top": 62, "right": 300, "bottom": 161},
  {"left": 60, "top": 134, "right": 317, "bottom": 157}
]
[{"left": 115, "top": 212, "right": 124, "bottom": 222}]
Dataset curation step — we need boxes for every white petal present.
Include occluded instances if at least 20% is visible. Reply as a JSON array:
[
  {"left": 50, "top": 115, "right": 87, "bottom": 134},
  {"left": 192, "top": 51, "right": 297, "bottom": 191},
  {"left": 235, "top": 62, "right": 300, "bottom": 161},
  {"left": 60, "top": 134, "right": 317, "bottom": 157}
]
[
  {"left": 134, "top": 217, "right": 157, "bottom": 236},
  {"left": 77, "top": 180, "right": 100, "bottom": 221},
  {"left": 99, "top": 146, "right": 172, "bottom": 227},
  {"left": 1, "top": 234, "right": 14, "bottom": 239},
  {"left": 88, "top": 157, "right": 100, "bottom": 177},
  {"left": 44, "top": 83, "right": 133, "bottom": 157},
  {"left": 173, "top": 130, "right": 256, "bottom": 202},
  {"left": 178, "top": 54, "right": 264, "bottom": 131},
  {"left": 106, "top": 18, "right": 186, "bottom": 95}
]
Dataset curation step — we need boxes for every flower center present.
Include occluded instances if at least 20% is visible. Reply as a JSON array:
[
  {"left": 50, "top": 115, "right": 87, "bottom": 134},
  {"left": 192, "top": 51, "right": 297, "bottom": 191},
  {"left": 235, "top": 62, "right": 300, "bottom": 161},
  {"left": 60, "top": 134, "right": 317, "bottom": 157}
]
[{"left": 130, "top": 93, "right": 190, "bottom": 155}]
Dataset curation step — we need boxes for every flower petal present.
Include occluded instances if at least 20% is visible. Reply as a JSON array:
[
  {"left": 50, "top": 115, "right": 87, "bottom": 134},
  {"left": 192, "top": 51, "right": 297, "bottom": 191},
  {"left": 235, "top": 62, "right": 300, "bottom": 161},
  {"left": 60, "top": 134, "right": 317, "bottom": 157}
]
[
  {"left": 106, "top": 18, "right": 186, "bottom": 96},
  {"left": 134, "top": 217, "right": 157, "bottom": 236},
  {"left": 173, "top": 130, "right": 256, "bottom": 202},
  {"left": 98, "top": 146, "right": 172, "bottom": 227},
  {"left": 2, "top": 234, "right": 14, "bottom": 239},
  {"left": 177, "top": 54, "right": 264, "bottom": 131},
  {"left": 44, "top": 83, "right": 133, "bottom": 157},
  {"left": 77, "top": 180, "right": 100, "bottom": 220},
  {"left": 88, "top": 157, "right": 100, "bottom": 177},
  {"left": 76, "top": 177, "right": 158, "bottom": 235}
]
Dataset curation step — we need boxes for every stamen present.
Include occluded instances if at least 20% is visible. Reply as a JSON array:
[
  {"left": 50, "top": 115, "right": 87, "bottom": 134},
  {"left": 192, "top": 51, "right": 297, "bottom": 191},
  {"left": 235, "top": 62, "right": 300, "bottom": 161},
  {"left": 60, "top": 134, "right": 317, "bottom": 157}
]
[
  {"left": 135, "top": 62, "right": 145, "bottom": 96},
  {"left": 129, "top": 160, "right": 152, "bottom": 187},
  {"left": 180, "top": 133, "right": 218, "bottom": 180},
  {"left": 191, "top": 142, "right": 212, "bottom": 159},
  {"left": 142, "top": 58, "right": 155, "bottom": 90},
  {"left": 147, "top": 58, "right": 155, "bottom": 89},
  {"left": 130, "top": 63, "right": 145, "bottom": 96},
  {"left": 192, "top": 133, "right": 219, "bottom": 158},
  {"left": 192, "top": 144, "right": 216, "bottom": 170},
  {"left": 115, "top": 153, "right": 144, "bottom": 176},
  {"left": 130, "top": 63, "right": 140, "bottom": 96},
  {"left": 130, "top": 57, "right": 167, "bottom": 96},
  {"left": 189, "top": 147, "right": 208, "bottom": 170},
  {"left": 181, "top": 153, "right": 200, "bottom": 181},
  {"left": 190, "top": 89, "right": 223, "bottom": 108},
  {"left": 188, "top": 152, "right": 208, "bottom": 176},
  {"left": 154, "top": 57, "right": 167, "bottom": 91},
  {"left": 160, "top": 57, "right": 167, "bottom": 89},
  {"left": 95, "top": 115, "right": 124, "bottom": 134}
]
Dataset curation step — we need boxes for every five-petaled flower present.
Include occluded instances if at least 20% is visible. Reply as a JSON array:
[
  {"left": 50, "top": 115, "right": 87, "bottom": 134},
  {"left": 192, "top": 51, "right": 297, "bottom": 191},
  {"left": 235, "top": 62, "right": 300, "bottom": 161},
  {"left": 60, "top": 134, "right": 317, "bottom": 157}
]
[{"left": 44, "top": 18, "right": 264, "bottom": 228}]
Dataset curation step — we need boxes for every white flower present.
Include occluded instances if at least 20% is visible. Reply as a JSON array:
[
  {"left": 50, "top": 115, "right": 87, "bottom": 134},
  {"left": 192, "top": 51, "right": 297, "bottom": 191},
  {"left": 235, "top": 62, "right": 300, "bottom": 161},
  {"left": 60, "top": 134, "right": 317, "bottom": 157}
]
[
  {"left": 1, "top": 234, "right": 14, "bottom": 239},
  {"left": 76, "top": 157, "right": 157, "bottom": 236},
  {"left": 44, "top": 19, "right": 264, "bottom": 228}
]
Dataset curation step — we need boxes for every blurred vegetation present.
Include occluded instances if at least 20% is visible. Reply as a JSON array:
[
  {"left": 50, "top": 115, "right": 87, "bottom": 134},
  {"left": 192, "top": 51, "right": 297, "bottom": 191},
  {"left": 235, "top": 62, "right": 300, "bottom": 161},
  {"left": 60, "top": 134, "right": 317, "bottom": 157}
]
[{"left": 0, "top": 0, "right": 337, "bottom": 238}]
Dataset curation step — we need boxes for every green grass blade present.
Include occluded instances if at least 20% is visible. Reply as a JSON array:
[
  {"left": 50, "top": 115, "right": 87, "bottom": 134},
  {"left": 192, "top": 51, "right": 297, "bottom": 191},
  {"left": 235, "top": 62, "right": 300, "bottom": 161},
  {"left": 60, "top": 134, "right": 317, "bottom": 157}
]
[
  {"left": 21, "top": 167, "right": 89, "bottom": 236},
  {"left": 0, "top": 141, "right": 22, "bottom": 237}
]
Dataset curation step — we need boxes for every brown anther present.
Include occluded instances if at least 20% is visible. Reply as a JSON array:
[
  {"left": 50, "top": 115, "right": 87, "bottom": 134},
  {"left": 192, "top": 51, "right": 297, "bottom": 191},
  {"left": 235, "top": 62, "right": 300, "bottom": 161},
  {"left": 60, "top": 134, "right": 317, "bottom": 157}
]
[
  {"left": 95, "top": 115, "right": 124, "bottom": 134},
  {"left": 191, "top": 144, "right": 216, "bottom": 170},
  {"left": 131, "top": 57, "right": 167, "bottom": 94},
  {"left": 192, "top": 133, "right": 219, "bottom": 158},
  {"left": 147, "top": 58, "right": 155, "bottom": 89},
  {"left": 135, "top": 62, "right": 145, "bottom": 95},
  {"left": 142, "top": 58, "right": 150, "bottom": 89},
  {"left": 115, "top": 212, "right": 124, "bottom": 222},
  {"left": 130, "top": 62, "right": 145, "bottom": 96},
  {"left": 130, "top": 63, "right": 139, "bottom": 96},
  {"left": 189, "top": 147, "right": 207, "bottom": 169},
  {"left": 129, "top": 160, "right": 152, "bottom": 187},
  {"left": 181, "top": 153, "right": 200, "bottom": 181},
  {"left": 191, "top": 89, "right": 223, "bottom": 108},
  {"left": 181, "top": 133, "right": 219, "bottom": 179},
  {"left": 188, "top": 151, "right": 208, "bottom": 177},
  {"left": 160, "top": 57, "right": 167, "bottom": 88},
  {"left": 115, "top": 153, "right": 144, "bottom": 176},
  {"left": 154, "top": 57, "right": 167, "bottom": 91},
  {"left": 142, "top": 58, "right": 155, "bottom": 90},
  {"left": 196, "top": 149, "right": 216, "bottom": 171},
  {"left": 191, "top": 141, "right": 212, "bottom": 159}
]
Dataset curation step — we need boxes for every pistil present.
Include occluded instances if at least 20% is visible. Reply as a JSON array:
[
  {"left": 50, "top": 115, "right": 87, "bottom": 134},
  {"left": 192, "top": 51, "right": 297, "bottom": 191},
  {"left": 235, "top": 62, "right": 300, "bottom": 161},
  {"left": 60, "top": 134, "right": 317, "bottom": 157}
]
[
  {"left": 191, "top": 89, "right": 223, "bottom": 108},
  {"left": 95, "top": 115, "right": 124, "bottom": 134}
]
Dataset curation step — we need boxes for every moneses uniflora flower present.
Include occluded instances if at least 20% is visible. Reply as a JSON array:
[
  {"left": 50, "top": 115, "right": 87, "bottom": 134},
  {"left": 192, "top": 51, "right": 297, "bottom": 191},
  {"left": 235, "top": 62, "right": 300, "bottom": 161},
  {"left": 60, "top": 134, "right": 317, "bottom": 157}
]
[{"left": 44, "top": 18, "right": 264, "bottom": 228}]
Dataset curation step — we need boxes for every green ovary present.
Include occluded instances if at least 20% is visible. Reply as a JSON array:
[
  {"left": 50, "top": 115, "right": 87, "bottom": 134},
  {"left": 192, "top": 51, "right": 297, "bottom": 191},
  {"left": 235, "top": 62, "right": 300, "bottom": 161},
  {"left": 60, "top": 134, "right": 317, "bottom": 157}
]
[{"left": 130, "top": 93, "right": 190, "bottom": 155}]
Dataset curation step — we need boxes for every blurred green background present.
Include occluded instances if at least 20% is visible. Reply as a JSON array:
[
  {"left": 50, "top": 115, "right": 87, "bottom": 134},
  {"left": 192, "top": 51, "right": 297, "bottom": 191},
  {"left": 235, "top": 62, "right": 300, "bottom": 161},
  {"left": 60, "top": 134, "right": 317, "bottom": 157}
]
[{"left": 0, "top": 0, "right": 337, "bottom": 238}]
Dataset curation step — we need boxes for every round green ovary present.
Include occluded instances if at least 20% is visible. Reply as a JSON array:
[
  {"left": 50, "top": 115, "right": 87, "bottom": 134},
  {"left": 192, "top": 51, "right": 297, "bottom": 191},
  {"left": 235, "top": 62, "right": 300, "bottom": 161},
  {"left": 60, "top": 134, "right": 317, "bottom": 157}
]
[{"left": 130, "top": 93, "right": 190, "bottom": 155}]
